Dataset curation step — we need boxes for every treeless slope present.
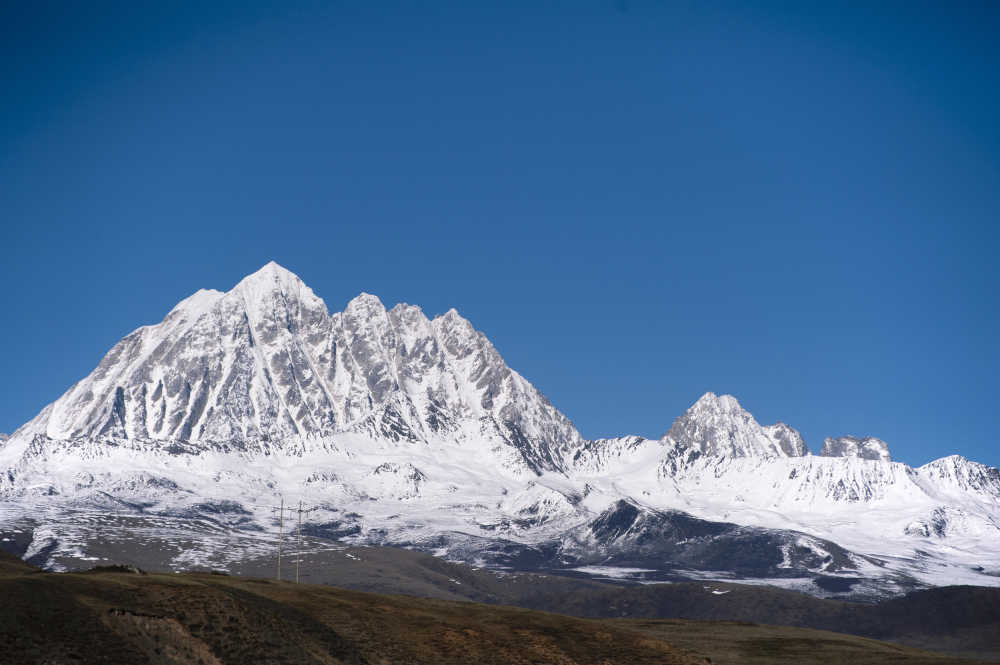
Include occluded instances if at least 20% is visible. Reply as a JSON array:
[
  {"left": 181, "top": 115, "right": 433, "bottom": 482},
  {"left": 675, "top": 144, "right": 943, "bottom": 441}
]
[
  {"left": 0, "top": 563, "right": 703, "bottom": 665},
  {"left": 619, "top": 619, "right": 989, "bottom": 665},
  {"left": 0, "top": 558, "right": 991, "bottom": 665},
  {"left": 0, "top": 550, "right": 35, "bottom": 575}
]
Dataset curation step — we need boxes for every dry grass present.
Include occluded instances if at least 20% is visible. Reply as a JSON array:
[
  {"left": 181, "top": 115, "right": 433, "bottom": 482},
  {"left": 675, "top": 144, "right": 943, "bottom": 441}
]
[
  {"left": 619, "top": 618, "right": 990, "bottom": 665},
  {"left": 0, "top": 557, "right": 702, "bottom": 664},
  {"left": 0, "top": 552, "right": 990, "bottom": 665}
]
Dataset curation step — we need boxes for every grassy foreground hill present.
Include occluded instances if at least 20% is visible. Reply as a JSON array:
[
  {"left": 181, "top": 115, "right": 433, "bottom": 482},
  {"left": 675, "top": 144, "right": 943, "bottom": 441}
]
[
  {"left": 0, "top": 551, "right": 990, "bottom": 665},
  {"left": 193, "top": 542, "right": 1000, "bottom": 661}
]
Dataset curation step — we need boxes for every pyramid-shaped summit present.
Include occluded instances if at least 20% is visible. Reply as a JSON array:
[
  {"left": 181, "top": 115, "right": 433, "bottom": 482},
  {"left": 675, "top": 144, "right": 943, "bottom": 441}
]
[
  {"left": 664, "top": 392, "right": 809, "bottom": 457},
  {"left": 17, "top": 263, "right": 583, "bottom": 474}
]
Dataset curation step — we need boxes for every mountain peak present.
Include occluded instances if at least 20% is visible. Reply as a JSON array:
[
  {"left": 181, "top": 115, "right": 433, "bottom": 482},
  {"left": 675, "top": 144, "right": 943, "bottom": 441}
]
[
  {"left": 231, "top": 262, "right": 329, "bottom": 329},
  {"left": 665, "top": 392, "right": 808, "bottom": 458},
  {"left": 923, "top": 454, "right": 968, "bottom": 466},
  {"left": 256, "top": 260, "right": 295, "bottom": 277},
  {"left": 691, "top": 391, "right": 742, "bottom": 412},
  {"left": 345, "top": 292, "right": 388, "bottom": 317},
  {"left": 234, "top": 261, "right": 305, "bottom": 291},
  {"left": 435, "top": 307, "right": 475, "bottom": 329},
  {"left": 433, "top": 307, "right": 478, "bottom": 340},
  {"left": 12, "top": 264, "right": 582, "bottom": 475},
  {"left": 763, "top": 421, "right": 810, "bottom": 456},
  {"left": 820, "top": 436, "right": 891, "bottom": 462},
  {"left": 917, "top": 454, "right": 1000, "bottom": 499}
]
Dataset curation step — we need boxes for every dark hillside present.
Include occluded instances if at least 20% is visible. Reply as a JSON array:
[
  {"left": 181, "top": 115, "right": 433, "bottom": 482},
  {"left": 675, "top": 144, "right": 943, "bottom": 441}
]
[{"left": 0, "top": 556, "right": 992, "bottom": 665}]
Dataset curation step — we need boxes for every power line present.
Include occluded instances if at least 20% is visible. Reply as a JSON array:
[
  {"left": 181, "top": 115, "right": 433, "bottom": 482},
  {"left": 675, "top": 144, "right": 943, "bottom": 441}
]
[
  {"left": 276, "top": 496, "right": 284, "bottom": 581},
  {"left": 296, "top": 500, "right": 303, "bottom": 584}
]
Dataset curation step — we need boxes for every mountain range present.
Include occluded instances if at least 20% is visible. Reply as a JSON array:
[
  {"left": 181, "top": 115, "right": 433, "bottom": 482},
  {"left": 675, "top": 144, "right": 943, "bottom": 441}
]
[{"left": 1, "top": 262, "right": 998, "bottom": 598}]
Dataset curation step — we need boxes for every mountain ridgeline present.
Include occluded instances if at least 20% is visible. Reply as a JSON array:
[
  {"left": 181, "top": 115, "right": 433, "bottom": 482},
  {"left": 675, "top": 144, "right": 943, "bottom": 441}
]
[
  {"left": 14, "top": 262, "right": 581, "bottom": 474},
  {"left": 6, "top": 262, "right": 915, "bottom": 467},
  {"left": 1, "top": 263, "right": 998, "bottom": 598}
]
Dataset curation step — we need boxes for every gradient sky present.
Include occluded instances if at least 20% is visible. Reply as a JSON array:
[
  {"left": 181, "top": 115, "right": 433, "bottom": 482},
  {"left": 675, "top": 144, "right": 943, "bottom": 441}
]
[{"left": 2, "top": 1, "right": 998, "bottom": 467}]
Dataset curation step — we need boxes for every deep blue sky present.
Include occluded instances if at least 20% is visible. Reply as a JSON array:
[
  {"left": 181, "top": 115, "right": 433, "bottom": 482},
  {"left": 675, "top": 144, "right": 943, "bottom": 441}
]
[{"left": 2, "top": 1, "right": 998, "bottom": 467}]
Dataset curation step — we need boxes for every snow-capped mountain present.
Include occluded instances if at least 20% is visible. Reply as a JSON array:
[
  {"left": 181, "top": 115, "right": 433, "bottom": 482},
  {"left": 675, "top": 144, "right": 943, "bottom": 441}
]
[
  {"left": 663, "top": 392, "right": 808, "bottom": 457},
  {"left": 1, "top": 263, "right": 998, "bottom": 598},
  {"left": 9, "top": 262, "right": 580, "bottom": 476}
]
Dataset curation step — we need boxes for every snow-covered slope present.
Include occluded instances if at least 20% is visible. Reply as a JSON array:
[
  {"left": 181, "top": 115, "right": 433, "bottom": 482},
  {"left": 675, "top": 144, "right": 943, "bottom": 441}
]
[
  {"left": 2, "top": 263, "right": 998, "bottom": 597},
  {"left": 917, "top": 455, "right": 1000, "bottom": 504}
]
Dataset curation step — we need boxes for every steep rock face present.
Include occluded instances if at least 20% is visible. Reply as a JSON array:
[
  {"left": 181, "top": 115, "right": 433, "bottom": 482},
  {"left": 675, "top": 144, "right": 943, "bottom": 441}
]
[
  {"left": 821, "top": 436, "right": 891, "bottom": 462},
  {"left": 763, "top": 422, "right": 809, "bottom": 457},
  {"left": 663, "top": 393, "right": 809, "bottom": 458},
  {"left": 13, "top": 262, "right": 582, "bottom": 474}
]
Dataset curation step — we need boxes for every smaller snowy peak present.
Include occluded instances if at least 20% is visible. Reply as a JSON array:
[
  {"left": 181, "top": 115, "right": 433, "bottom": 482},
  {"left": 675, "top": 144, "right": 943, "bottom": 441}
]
[
  {"left": 388, "top": 302, "right": 426, "bottom": 321},
  {"left": 762, "top": 422, "right": 809, "bottom": 457},
  {"left": 433, "top": 308, "right": 489, "bottom": 350},
  {"left": 664, "top": 392, "right": 808, "bottom": 458},
  {"left": 433, "top": 307, "right": 476, "bottom": 335},
  {"left": 345, "top": 292, "right": 388, "bottom": 316},
  {"left": 918, "top": 455, "right": 1000, "bottom": 501},
  {"left": 430, "top": 307, "right": 490, "bottom": 362},
  {"left": 820, "top": 436, "right": 891, "bottom": 462},
  {"left": 387, "top": 303, "right": 435, "bottom": 347}
]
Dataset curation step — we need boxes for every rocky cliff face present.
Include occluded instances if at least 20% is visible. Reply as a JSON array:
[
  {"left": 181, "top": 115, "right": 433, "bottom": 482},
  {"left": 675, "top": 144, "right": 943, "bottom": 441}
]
[{"left": 821, "top": 436, "right": 892, "bottom": 462}]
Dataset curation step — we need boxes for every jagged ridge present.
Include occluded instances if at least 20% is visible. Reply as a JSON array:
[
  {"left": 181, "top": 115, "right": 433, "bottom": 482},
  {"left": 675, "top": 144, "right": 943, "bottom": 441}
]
[
  {"left": 2, "top": 263, "right": 999, "bottom": 597},
  {"left": 12, "top": 262, "right": 581, "bottom": 475}
]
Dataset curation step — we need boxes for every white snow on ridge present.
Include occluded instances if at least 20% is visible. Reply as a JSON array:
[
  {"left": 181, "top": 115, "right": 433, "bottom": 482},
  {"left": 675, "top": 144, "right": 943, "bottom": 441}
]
[{"left": 2, "top": 263, "right": 999, "bottom": 594}]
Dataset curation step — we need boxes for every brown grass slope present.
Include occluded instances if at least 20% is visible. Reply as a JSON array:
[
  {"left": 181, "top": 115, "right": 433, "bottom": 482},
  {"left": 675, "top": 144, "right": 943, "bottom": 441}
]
[
  {"left": 0, "top": 552, "right": 989, "bottom": 665},
  {"left": 0, "top": 553, "right": 699, "bottom": 665},
  {"left": 218, "top": 544, "right": 1000, "bottom": 660},
  {"left": 619, "top": 619, "right": 994, "bottom": 665}
]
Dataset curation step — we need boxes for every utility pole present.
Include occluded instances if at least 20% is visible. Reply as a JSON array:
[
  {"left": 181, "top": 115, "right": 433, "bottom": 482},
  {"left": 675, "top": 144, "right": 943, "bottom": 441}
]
[
  {"left": 276, "top": 496, "right": 284, "bottom": 582},
  {"left": 296, "top": 500, "right": 302, "bottom": 584}
]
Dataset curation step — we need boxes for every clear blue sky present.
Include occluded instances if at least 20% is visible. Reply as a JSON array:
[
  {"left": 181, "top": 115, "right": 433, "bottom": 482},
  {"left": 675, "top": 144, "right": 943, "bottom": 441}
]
[{"left": 2, "top": 1, "right": 998, "bottom": 467}]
